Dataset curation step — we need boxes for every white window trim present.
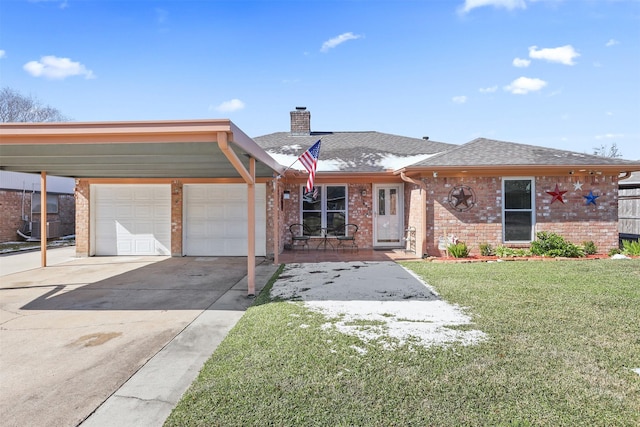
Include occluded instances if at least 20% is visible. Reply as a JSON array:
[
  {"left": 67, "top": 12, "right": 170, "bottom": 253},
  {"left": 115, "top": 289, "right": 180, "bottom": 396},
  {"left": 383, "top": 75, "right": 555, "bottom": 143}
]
[
  {"left": 300, "top": 184, "right": 349, "bottom": 233},
  {"left": 502, "top": 177, "right": 536, "bottom": 243}
]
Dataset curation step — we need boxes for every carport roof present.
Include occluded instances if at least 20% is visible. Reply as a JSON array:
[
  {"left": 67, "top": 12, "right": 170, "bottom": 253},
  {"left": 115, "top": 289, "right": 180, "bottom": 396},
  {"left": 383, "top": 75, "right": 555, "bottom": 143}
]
[{"left": 0, "top": 120, "right": 285, "bottom": 179}]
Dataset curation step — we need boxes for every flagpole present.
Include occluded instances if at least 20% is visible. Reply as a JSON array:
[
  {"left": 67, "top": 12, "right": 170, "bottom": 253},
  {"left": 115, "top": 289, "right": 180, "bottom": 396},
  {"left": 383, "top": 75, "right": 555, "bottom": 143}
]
[{"left": 280, "top": 137, "right": 322, "bottom": 175}]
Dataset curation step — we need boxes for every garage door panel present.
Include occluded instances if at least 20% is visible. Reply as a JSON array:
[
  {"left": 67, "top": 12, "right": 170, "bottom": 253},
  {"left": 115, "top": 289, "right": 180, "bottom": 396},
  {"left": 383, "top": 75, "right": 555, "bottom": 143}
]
[
  {"left": 207, "top": 206, "right": 225, "bottom": 220},
  {"left": 94, "top": 185, "right": 171, "bottom": 256},
  {"left": 226, "top": 204, "right": 245, "bottom": 219},
  {"left": 184, "top": 184, "right": 266, "bottom": 256}
]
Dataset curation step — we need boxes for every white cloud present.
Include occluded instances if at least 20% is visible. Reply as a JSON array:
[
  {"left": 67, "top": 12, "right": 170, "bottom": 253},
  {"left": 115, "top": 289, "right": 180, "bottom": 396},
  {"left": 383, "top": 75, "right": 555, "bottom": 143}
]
[
  {"left": 23, "top": 55, "right": 95, "bottom": 79},
  {"left": 0, "top": 50, "right": 5, "bottom": 59},
  {"left": 320, "top": 32, "right": 362, "bottom": 53},
  {"left": 213, "top": 99, "right": 245, "bottom": 113},
  {"left": 479, "top": 85, "right": 498, "bottom": 93},
  {"left": 605, "top": 39, "right": 619, "bottom": 47},
  {"left": 512, "top": 57, "right": 531, "bottom": 68},
  {"left": 528, "top": 45, "right": 580, "bottom": 65},
  {"left": 452, "top": 95, "right": 468, "bottom": 104},
  {"left": 606, "top": 111, "right": 613, "bottom": 116},
  {"left": 504, "top": 76, "right": 547, "bottom": 94},
  {"left": 28, "top": 0, "right": 68, "bottom": 8},
  {"left": 459, "top": 0, "right": 526, "bottom": 13}
]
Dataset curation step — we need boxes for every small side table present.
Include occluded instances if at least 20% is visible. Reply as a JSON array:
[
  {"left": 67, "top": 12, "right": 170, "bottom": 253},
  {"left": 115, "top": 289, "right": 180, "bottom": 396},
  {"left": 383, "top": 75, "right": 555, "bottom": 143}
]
[{"left": 316, "top": 228, "right": 335, "bottom": 250}]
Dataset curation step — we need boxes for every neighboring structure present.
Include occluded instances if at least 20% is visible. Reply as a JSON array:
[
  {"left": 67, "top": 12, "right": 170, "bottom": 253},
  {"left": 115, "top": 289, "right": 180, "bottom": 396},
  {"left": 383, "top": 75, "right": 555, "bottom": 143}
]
[
  {"left": 256, "top": 107, "right": 640, "bottom": 257},
  {"left": 619, "top": 171, "right": 640, "bottom": 241},
  {"left": 0, "top": 171, "right": 75, "bottom": 242}
]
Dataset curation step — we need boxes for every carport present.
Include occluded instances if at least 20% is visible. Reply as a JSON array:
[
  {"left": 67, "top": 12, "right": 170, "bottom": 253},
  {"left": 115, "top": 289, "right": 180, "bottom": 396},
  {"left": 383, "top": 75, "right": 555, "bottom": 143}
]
[{"left": 0, "top": 120, "right": 285, "bottom": 295}]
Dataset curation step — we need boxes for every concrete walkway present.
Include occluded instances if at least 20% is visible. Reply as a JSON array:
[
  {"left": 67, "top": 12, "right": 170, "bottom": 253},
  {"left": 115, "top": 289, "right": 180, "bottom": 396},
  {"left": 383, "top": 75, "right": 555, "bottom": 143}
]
[{"left": 0, "top": 245, "right": 77, "bottom": 276}]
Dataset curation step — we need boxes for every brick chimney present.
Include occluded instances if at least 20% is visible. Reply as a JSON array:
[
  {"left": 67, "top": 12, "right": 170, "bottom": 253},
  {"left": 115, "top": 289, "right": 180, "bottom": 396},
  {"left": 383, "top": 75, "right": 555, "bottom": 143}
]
[{"left": 290, "top": 106, "right": 311, "bottom": 136}]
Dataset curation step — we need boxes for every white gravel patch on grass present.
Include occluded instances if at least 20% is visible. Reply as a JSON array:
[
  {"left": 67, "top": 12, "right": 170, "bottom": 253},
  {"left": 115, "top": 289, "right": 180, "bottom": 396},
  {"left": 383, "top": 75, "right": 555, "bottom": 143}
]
[{"left": 271, "top": 261, "right": 487, "bottom": 349}]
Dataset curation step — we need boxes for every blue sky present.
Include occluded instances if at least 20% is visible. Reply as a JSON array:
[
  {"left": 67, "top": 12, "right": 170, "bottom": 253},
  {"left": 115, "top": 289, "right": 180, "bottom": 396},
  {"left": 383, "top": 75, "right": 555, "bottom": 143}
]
[{"left": 1, "top": 0, "right": 639, "bottom": 160}]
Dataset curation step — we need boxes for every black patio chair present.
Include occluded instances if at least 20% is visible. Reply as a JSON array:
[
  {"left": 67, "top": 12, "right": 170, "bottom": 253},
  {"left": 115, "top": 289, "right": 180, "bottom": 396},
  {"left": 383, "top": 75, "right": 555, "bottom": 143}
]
[
  {"left": 336, "top": 223, "right": 358, "bottom": 252},
  {"left": 289, "top": 223, "right": 311, "bottom": 251}
]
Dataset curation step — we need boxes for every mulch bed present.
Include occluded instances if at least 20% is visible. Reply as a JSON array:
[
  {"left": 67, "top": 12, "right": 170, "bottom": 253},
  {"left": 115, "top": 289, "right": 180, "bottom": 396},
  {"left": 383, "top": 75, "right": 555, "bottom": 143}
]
[{"left": 427, "top": 254, "right": 615, "bottom": 263}]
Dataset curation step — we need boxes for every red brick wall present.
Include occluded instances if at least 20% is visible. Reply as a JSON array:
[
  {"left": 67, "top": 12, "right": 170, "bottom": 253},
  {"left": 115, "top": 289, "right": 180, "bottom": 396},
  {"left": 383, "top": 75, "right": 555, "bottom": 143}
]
[
  {"left": 75, "top": 180, "right": 90, "bottom": 256},
  {"left": 424, "top": 175, "right": 619, "bottom": 256},
  {"left": 266, "top": 180, "right": 283, "bottom": 258},
  {"left": 0, "top": 190, "right": 75, "bottom": 242},
  {"left": 404, "top": 182, "right": 426, "bottom": 256},
  {"left": 347, "top": 183, "right": 373, "bottom": 249},
  {"left": 171, "top": 180, "right": 183, "bottom": 256},
  {"left": 0, "top": 190, "right": 28, "bottom": 242},
  {"left": 535, "top": 175, "right": 618, "bottom": 252}
]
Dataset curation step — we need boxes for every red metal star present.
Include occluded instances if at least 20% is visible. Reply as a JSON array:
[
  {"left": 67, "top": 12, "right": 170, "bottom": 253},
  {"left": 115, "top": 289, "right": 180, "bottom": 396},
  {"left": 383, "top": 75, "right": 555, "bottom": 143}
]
[{"left": 546, "top": 184, "right": 567, "bottom": 204}]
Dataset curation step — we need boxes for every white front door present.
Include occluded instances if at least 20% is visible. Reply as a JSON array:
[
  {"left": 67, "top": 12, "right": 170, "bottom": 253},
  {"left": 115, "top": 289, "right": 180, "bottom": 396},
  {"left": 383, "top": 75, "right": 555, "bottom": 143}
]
[{"left": 373, "top": 184, "right": 404, "bottom": 247}]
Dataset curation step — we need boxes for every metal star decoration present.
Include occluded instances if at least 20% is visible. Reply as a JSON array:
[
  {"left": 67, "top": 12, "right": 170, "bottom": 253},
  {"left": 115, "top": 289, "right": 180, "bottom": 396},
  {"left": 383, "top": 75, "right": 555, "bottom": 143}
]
[
  {"left": 546, "top": 184, "right": 567, "bottom": 204},
  {"left": 584, "top": 190, "right": 599, "bottom": 206},
  {"left": 452, "top": 187, "right": 473, "bottom": 208},
  {"left": 573, "top": 181, "right": 583, "bottom": 191},
  {"left": 448, "top": 186, "right": 476, "bottom": 211}
]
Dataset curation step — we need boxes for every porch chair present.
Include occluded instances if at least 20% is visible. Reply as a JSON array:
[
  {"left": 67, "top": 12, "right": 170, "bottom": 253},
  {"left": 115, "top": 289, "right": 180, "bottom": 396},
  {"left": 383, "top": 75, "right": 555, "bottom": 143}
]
[
  {"left": 336, "top": 223, "right": 358, "bottom": 253},
  {"left": 289, "top": 223, "right": 311, "bottom": 251}
]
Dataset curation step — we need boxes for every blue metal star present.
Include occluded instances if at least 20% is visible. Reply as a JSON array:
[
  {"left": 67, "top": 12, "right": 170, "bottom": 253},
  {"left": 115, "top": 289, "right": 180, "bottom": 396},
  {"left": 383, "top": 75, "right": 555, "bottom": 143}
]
[{"left": 584, "top": 190, "right": 599, "bottom": 206}]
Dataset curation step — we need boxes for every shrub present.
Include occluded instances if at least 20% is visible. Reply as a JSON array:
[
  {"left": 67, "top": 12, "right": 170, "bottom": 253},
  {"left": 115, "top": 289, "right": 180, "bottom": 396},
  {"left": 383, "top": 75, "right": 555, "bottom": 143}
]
[
  {"left": 479, "top": 243, "right": 494, "bottom": 257},
  {"left": 530, "top": 232, "right": 584, "bottom": 258},
  {"left": 608, "top": 247, "right": 622, "bottom": 256},
  {"left": 447, "top": 242, "right": 470, "bottom": 258},
  {"left": 582, "top": 241, "right": 597, "bottom": 255},
  {"left": 494, "top": 246, "right": 531, "bottom": 258},
  {"left": 621, "top": 239, "right": 640, "bottom": 256}
]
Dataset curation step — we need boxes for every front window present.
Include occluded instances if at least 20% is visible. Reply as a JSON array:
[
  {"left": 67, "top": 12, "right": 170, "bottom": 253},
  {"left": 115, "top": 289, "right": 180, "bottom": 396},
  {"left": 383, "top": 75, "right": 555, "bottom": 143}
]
[
  {"left": 503, "top": 178, "right": 534, "bottom": 242},
  {"left": 302, "top": 185, "right": 347, "bottom": 236},
  {"left": 32, "top": 193, "right": 59, "bottom": 214}
]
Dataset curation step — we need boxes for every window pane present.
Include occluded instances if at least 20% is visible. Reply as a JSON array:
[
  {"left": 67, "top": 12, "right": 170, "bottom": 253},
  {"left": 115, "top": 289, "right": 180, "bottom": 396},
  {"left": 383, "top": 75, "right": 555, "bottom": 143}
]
[
  {"left": 32, "top": 193, "right": 59, "bottom": 214},
  {"left": 302, "top": 212, "right": 322, "bottom": 236},
  {"left": 505, "top": 180, "right": 531, "bottom": 209},
  {"left": 390, "top": 189, "right": 397, "bottom": 215},
  {"left": 326, "top": 186, "right": 345, "bottom": 210},
  {"left": 504, "top": 211, "right": 532, "bottom": 241},
  {"left": 327, "top": 212, "right": 346, "bottom": 235},
  {"left": 378, "top": 189, "right": 385, "bottom": 215},
  {"left": 302, "top": 186, "right": 322, "bottom": 210}
]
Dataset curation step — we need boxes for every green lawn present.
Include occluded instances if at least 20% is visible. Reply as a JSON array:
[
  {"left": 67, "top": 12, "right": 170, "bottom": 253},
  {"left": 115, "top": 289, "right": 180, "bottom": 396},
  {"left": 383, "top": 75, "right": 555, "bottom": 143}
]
[{"left": 166, "top": 260, "right": 640, "bottom": 426}]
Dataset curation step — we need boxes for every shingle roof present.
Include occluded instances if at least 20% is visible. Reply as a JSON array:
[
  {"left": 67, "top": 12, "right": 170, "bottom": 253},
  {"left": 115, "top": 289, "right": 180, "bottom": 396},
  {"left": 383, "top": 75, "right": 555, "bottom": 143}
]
[
  {"left": 254, "top": 131, "right": 456, "bottom": 172},
  {"left": 408, "top": 138, "right": 640, "bottom": 168}
]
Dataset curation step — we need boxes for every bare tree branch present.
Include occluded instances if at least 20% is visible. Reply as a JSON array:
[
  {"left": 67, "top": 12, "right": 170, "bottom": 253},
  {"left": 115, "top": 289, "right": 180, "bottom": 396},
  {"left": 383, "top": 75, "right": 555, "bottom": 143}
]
[
  {"left": 0, "top": 87, "right": 70, "bottom": 123},
  {"left": 593, "top": 142, "right": 622, "bottom": 158}
]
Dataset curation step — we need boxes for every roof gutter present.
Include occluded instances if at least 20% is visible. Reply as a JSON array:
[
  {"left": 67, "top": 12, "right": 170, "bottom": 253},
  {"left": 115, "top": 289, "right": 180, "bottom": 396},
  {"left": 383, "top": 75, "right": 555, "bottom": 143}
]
[
  {"left": 619, "top": 171, "right": 632, "bottom": 180},
  {"left": 229, "top": 122, "right": 285, "bottom": 176}
]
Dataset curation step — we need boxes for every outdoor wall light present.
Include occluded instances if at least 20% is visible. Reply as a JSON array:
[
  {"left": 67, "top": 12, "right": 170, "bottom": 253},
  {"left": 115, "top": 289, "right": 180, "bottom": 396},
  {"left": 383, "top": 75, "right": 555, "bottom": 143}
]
[
  {"left": 569, "top": 170, "right": 574, "bottom": 175},
  {"left": 433, "top": 171, "right": 438, "bottom": 177},
  {"left": 360, "top": 189, "right": 367, "bottom": 196},
  {"left": 283, "top": 190, "right": 290, "bottom": 200}
]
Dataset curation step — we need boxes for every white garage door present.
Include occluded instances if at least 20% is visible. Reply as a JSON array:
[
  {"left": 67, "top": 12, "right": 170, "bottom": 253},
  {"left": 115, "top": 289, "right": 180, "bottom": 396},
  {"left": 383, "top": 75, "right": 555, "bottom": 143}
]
[
  {"left": 184, "top": 184, "right": 266, "bottom": 256},
  {"left": 93, "top": 184, "right": 171, "bottom": 256}
]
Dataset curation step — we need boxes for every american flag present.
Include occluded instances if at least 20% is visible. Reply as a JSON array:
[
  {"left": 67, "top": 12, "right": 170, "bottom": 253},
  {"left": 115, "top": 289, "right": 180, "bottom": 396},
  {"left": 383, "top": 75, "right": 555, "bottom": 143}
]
[{"left": 298, "top": 140, "right": 321, "bottom": 193}]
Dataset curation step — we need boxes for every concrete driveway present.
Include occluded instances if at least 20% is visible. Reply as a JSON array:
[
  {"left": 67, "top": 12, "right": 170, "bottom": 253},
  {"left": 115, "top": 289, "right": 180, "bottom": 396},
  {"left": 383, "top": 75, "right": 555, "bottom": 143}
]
[{"left": 0, "top": 250, "right": 277, "bottom": 427}]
